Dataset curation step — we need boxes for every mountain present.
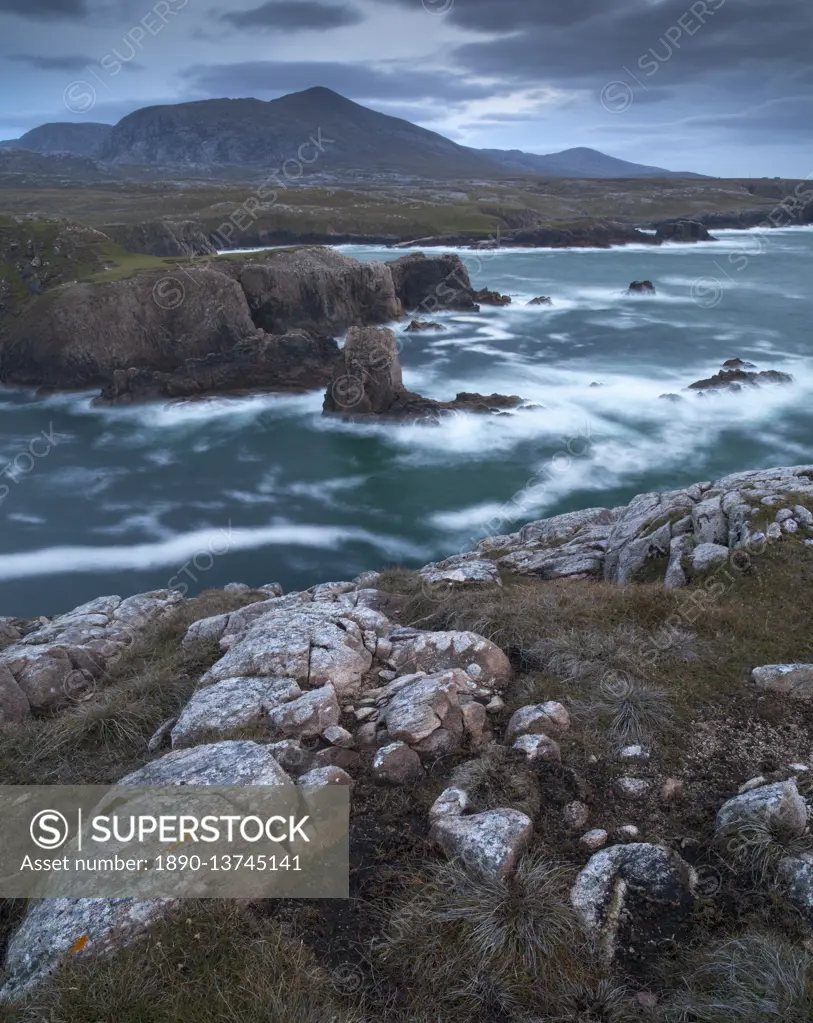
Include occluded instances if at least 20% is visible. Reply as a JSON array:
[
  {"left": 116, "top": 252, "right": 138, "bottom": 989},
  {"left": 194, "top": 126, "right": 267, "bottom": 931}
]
[
  {"left": 0, "top": 122, "right": 112, "bottom": 158},
  {"left": 2, "top": 90, "right": 701, "bottom": 179},
  {"left": 479, "top": 146, "right": 704, "bottom": 179},
  {"left": 96, "top": 88, "right": 502, "bottom": 178}
]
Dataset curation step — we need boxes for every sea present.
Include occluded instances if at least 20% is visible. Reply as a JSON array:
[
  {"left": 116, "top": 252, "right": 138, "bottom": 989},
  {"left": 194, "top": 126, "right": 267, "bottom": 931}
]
[{"left": 1, "top": 227, "right": 811, "bottom": 616}]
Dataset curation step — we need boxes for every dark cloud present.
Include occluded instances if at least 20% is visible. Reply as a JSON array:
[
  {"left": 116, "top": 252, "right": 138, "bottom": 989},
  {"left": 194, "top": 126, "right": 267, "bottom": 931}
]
[
  {"left": 7, "top": 54, "right": 94, "bottom": 71},
  {"left": 0, "top": 0, "right": 85, "bottom": 17},
  {"left": 180, "top": 60, "right": 505, "bottom": 103},
  {"left": 219, "top": 1, "right": 363, "bottom": 32}
]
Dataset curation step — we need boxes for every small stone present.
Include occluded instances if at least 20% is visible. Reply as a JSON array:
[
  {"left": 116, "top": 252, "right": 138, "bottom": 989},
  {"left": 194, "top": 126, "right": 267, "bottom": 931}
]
[
  {"left": 504, "top": 702, "right": 570, "bottom": 743},
  {"left": 298, "top": 765, "right": 354, "bottom": 788},
  {"left": 485, "top": 695, "right": 504, "bottom": 714},
  {"left": 564, "top": 801, "right": 590, "bottom": 830},
  {"left": 776, "top": 508, "right": 795, "bottom": 523},
  {"left": 429, "top": 808, "right": 533, "bottom": 877},
  {"left": 323, "top": 725, "right": 355, "bottom": 748},
  {"left": 782, "top": 518, "right": 799, "bottom": 534},
  {"left": 618, "top": 744, "right": 649, "bottom": 762},
  {"left": 461, "top": 700, "right": 488, "bottom": 745},
  {"left": 580, "top": 829, "right": 608, "bottom": 852},
  {"left": 378, "top": 669, "right": 397, "bottom": 682},
  {"left": 372, "top": 742, "right": 425, "bottom": 785},
  {"left": 616, "top": 824, "right": 641, "bottom": 841},
  {"left": 616, "top": 777, "right": 651, "bottom": 800},
  {"left": 766, "top": 522, "right": 782, "bottom": 541},
  {"left": 354, "top": 722, "right": 378, "bottom": 749},
  {"left": 660, "top": 778, "right": 684, "bottom": 802},
  {"left": 223, "top": 582, "right": 251, "bottom": 593},
  {"left": 794, "top": 505, "right": 813, "bottom": 527},
  {"left": 429, "top": 786, "right": 469, "bottom": 820},
  {"left": 354, "top": 706, "right": 377, "bottom": 722},
  {"left": 259, "top": 582, "right": 284, "bottom": 596},
  {"left": 511, "top": 733, "right": 561, "bottom": 762},
  {"left": 636, "top": 992, "right": 659, "bottom": 1011}
]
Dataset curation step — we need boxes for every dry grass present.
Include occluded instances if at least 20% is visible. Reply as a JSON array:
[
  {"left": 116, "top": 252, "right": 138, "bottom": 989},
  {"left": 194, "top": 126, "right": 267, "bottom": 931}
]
[
  {"left": 376, "top": 853, "right": 587, "bottom": 1017},
  {"left": 0, "top": 901, "right": 364, "bottom": 1023},
  {"left": 0, "top": 588, "right": 267, "bottom": 787},
  {"left": 660, "top": 933, "right": 813, "bottom": 1022}
]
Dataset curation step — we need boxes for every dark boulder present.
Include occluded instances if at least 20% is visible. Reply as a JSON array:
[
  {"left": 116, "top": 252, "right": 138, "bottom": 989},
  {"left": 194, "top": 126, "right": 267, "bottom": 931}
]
[
  {"left": 404, "top": 319, "right": 445, "bottom": 332},
  {"left": 655, "top": 220, "right": 717, "bottom": 243},
  {"left": 528, "top": 296, "right": 553, "bottom": 306},
  {"left": 628, "top": 280, "right": 656, "bottom": 295},
  {"left": 688, "top": 363, "right": 794, "bottom": 393},
  {"left": 722, "top": 358, "right": 757, "bottom": 370},
  {"left": 473, "top": 288, "right": 511, "bottom": 307}
]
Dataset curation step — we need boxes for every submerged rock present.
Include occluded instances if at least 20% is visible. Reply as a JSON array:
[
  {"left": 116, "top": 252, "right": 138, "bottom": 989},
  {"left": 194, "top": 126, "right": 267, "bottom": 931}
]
[
  {"left": 627, "top": 280, "right": 656, "bottom": 295},
  {"left": 472, "top": 287, "right": 511, "bottom": 306}
]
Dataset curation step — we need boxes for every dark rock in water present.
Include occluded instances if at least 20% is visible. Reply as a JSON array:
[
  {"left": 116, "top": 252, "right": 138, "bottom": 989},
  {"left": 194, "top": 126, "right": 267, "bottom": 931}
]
[
  {"left": 528, "top": 296, "right": 553, "bottom": 306},
  {"left": 659, "top": 393, "right": 685, "bottom": 403},
  {"left": 387, "top": 252, "right": 478, "bottom": 315},
  {"left": 688, "top": 364, "right": 794, "bottom": 393},
  {"left": 589, "top": 382, "right": 605, "bottom": 388},
  {"left": 628, "top": 280, "right": 656, "bottom": 295},
  {"left": 473, "top": 288, "right": 511, "bottom": 306},
  {"left": 722, "top": 358, "right": 757, "bottom": 370},
  {"left": 404, "top": 319, "right": 445, "bottom": 332},
  {"left": 323, "top": 327, "right": 523, "bottom": 422},
  {"left": 654, "top": 220, "right": 717, "bottom": 243},
  {"left": 97, "top": 331, "right": 340, "bottom": 404},
  {"left": 323, "top": 326, "right": 403, "bottom": 416}
]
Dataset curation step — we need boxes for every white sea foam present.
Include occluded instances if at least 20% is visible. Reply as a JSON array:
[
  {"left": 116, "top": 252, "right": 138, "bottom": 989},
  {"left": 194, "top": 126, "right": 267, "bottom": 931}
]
[{"left": 0, "top": 524, "right": 425, "bottom": 581}]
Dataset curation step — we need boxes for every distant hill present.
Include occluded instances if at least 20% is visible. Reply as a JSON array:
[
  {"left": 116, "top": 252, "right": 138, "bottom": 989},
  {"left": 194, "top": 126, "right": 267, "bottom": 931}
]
[
  {"left": 2, "top": 90, "right": 701, "bottom": 180},
  {"left": 96, "top": 88, "right": 502, "bottom": 178},
  {"left": 479, "top": 146, "right": 705, "bottom": 179},
  {"left": 0, "top": 122, "right": 112, "bottom": 158}
]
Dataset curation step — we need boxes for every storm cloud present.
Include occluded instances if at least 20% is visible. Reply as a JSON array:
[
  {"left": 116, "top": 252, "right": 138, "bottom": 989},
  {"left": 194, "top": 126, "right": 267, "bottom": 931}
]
[
  {"left": 219, "top": 1, "right": 364, "bottom": 32},
  {"left": 0, "top": 0, "right": 810, "bottom": 175}
]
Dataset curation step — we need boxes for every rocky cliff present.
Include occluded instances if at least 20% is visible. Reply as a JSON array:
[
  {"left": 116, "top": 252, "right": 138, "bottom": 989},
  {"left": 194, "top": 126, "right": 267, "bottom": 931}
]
[
  {"left": 0, "top": 245, "right": 478, "bottom": 398},
  {"left": 1, "top": 464, "right": 812, "bottom": 1015}
]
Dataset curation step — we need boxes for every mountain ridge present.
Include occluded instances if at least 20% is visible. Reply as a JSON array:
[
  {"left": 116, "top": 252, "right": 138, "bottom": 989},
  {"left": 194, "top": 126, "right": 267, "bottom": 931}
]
[{"left": 0, "top": 87, "right": 704, "bottom": 179}]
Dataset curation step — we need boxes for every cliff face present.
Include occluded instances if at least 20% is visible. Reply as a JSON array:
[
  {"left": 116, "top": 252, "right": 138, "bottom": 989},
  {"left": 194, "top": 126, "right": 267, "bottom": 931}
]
[
  {"left": 1, "top": 266, "right": 256, "bottom": 389},
  {"left": 239, "top": 247, "right": 401, "bottom": 335},
  {"left": 100, "top": 220, "right": 218, "bottom": 258},
  {"left": 0, "top": 245, "right": 478, "bottom": 398}
]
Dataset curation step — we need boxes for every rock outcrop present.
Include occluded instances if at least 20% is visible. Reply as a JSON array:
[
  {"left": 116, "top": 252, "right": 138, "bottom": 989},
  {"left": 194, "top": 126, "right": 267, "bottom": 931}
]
[
  {"left": 323, "top": 326, "right": 524, "bottom": 421},
  {"left": 386, "top": 252, "right": 478, "bottom": 313},
  {"left": 0, "top": 247, "right": 486, "bottom": 398},
  {"left": 0, "top": 590, "right": 183, "bottom": 716},
  {"left": 688, "top": 362, "right": 794, "bottom": 393},
  {"left": 415, "top": 465, "right": 813, "bottom": 589},
  {"left": 654, "top": 220, "right": 717, "bottom": 243}
]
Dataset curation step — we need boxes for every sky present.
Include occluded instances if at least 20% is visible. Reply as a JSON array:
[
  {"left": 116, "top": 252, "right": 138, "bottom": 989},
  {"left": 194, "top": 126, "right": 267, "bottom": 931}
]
[{"left": 0, "top": 0, "right": 810, "bottom": 176}]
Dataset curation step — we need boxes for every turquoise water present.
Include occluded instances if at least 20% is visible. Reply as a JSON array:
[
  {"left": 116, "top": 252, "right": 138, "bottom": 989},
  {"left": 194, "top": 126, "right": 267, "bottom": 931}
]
[{"left": 1, "top": 227, "right": 811, "bottom": 616}]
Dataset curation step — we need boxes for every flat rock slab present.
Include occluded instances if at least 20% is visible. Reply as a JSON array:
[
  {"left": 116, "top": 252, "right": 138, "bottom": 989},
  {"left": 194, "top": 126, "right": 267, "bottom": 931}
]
[
  {"left": 429, "top": 808, "right": 533, "bottom": 876},
  {"left": 171, "top": 676, "right": 301, "bottom": 748},
  {"left": 201, "top": 600, "right": 389, "bottom": 698},
  {"left": 385, "top": 628, "right": 512, "bottom": 687},
  {"left": 0, "top": 740, "right": 292, "bottom": 1001}
]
